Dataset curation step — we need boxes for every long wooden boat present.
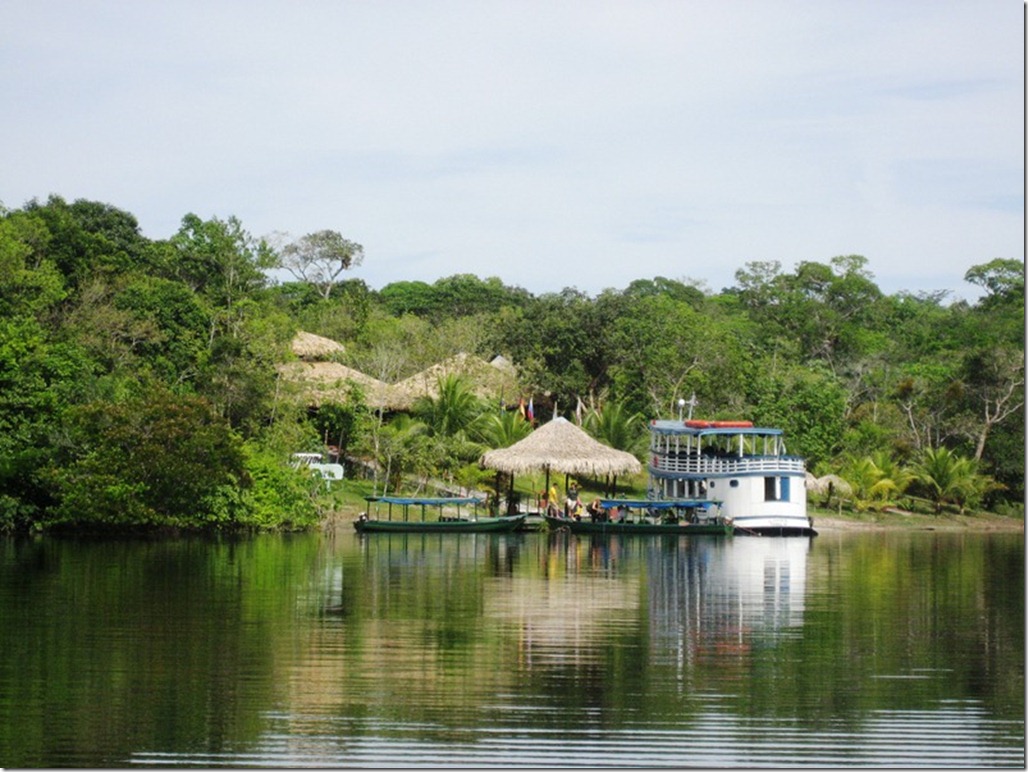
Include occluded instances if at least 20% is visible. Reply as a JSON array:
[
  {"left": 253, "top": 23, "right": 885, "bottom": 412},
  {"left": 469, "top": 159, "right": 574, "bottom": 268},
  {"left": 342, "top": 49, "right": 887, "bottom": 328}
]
[
  {"left": 355, "top": 496, "right": 525, "bottom": 534},
  {"left": 544, "top": 498, "right": 733, "bottom": 536}
]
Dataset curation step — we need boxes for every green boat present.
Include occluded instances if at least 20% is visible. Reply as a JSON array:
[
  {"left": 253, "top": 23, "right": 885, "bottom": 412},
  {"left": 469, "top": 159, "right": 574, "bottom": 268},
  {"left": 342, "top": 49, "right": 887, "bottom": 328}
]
[
  {"left": 544, "top": 498, "right": 733, "bottom": 536},
  {"left": 355, "top": 496, "right": 526, "bottom": 533}
]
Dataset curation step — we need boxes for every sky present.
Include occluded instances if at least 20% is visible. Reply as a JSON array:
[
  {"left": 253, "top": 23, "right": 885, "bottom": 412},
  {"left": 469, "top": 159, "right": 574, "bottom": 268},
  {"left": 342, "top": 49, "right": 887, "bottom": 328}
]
[{"left": 2, "top": 1, "right": 1023, "bottom": 301}]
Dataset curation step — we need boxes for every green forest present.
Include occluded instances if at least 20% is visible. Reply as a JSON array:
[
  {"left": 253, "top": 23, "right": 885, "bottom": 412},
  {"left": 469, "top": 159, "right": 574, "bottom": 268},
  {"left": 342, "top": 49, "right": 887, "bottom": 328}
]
[{"left": 1, "top": 195, "right": 1023, "bottom": 532}]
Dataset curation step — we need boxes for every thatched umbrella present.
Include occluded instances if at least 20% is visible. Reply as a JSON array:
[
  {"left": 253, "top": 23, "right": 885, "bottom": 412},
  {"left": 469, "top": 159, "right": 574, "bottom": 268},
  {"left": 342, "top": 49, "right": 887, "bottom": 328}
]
[{"left": 480, "top": 417, "right": 642, "bottom": 508}]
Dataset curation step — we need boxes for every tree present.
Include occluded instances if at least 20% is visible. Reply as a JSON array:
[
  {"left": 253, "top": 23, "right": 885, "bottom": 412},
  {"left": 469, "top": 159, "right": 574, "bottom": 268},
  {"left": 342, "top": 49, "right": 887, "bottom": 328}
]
[
  {"left": 959, "top": 347, "right": 1024, "bottom": 462},
  {"left": 412, "top": 374, "right": 484, "bottom": 438},
  {"left": 840, "top": 451, "right": 912, "bottom": 510},
  {"left": 46, "top": 388, "right": 247, "bottom": 529},
  {"left": 474, "top": 407, "right": 533, "bottom": 449},
  {"left": 277, "top": 230, "right": 364, "bottom": 300},
  {"left": 170, "top": 214, "right": 272, "bottom": 312},
  {"left": 909, "top": 446, "right": 995, "bottom": 515},
  {"left": 583, "top": 399, "right": 647, "bottom": 456}
]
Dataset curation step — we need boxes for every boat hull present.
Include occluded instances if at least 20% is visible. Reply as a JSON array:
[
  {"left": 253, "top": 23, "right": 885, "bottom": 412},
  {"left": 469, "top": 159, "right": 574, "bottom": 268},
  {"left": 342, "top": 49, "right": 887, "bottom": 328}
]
[
  {"left": 730, "top": 515, "right": 817, "bottom": 537},
  {"left": 544, "top": 515, "right": 732, "bottom": 536},
  {"left": 354, "top": 514, "right": 525, "bottom": 534}
]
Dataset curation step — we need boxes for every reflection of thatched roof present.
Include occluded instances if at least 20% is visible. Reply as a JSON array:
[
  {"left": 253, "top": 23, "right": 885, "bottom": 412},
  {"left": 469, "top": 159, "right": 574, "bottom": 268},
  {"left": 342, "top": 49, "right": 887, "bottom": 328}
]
[
  {"left": 390, "top": 353, "right": 520, "bottom": 410},
  {"left": 276, "top": 361, "right": 393, "bottom": 408},
  {"left": 291, "top": 331, "right": 344, "bottom": 360},
  {"left": 480, "top": 417, "right": 642, "bottom": 477}
]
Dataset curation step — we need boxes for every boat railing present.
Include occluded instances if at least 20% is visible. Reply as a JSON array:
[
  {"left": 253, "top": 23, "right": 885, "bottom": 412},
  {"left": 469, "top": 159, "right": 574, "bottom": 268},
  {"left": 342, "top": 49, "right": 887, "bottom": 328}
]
[{"left": 650, "top": 454, "right": 806, "bottom": 476}]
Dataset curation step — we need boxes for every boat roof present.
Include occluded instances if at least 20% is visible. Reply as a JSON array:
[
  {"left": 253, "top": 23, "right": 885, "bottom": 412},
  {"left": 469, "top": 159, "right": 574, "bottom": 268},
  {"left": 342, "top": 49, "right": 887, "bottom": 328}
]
[
  {"left": 364, "top": 496, "right": 485, "bottom": 506},
  {"left": 649, "top": 419, "right": 784, "bottom": 437},
  {"left": 599, "top": 498, "right": 718, "bottom": 510}
]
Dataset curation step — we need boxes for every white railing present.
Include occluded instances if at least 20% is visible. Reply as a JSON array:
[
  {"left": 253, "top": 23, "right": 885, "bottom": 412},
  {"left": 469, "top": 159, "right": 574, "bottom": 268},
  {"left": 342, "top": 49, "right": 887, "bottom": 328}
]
[{"left": 650, "top": 454, "right": 805, "bottom": 476}]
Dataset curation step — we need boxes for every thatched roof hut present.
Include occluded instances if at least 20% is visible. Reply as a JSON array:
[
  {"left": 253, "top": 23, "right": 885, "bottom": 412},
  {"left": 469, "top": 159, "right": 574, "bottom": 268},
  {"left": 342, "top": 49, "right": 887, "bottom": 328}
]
[
  {"left": 390, "top": 352, "right": 520, "bottom": 410},
  {"left": 275, "top": 361, "right": 393, "bottom": 409},
  {"left": 480, "top": 417, "right": 642, "bottom": 484},
  {"left": 290, "top": 331, "right": 345, "bottom": 360},
  {"left": 808, "top": 474, "right": 853, "bottom": 497}
]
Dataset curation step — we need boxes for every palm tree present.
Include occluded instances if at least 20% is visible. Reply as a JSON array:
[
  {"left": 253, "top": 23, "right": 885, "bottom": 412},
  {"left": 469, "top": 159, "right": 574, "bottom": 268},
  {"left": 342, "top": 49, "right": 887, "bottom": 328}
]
[
  {"left": 473, "top": 408, "right": 533, "bottom": 512},
  {"left": 583, "top": 400, "right": 646, "bottom": 455},
  {"left": 474, "top": 408, "right": 533, "bottom": 449},
  {"left": 412, "top": 374, "right": 484, "bottom": 438},
  {"left": 841, "top": 451, "right": 913, "bottom": 510},
  {"left": 910, "top": 446, "right": 985, "bottom": 514}
]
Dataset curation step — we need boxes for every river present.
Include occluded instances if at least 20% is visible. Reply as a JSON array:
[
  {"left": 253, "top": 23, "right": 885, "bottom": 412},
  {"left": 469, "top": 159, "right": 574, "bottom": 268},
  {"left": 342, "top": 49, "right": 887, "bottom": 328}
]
[{"left": 0, "top": 528, "right": 1022, "bottom": 767}]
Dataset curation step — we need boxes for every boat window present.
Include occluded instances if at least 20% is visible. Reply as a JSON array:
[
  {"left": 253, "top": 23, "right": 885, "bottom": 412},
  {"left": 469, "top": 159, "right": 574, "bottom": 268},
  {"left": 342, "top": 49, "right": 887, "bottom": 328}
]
[
  {"left": 764, "top": 476, "right": 777, "bottom": 501},
  {"left": 730, "top": 479, "right": 739, "bottom": 488}
]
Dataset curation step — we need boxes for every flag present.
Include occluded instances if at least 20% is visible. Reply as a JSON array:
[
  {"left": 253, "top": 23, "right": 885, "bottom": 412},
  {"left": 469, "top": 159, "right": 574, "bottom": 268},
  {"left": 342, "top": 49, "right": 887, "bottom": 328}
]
[
  {"left": 527, "top": 397, "right": 534, "bottom": 423},
  {"left": 518, "top": 398, "right": 526, "bottom": 418},
  {"left": 575, "top": 396, "right": 584, "bottom": 425}
]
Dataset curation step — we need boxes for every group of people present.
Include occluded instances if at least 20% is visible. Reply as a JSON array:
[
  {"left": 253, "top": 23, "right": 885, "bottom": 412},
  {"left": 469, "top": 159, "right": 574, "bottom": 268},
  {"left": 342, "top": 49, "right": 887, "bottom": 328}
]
[{"left": 542, "top": 483, "right": 609, "bottom": 521}]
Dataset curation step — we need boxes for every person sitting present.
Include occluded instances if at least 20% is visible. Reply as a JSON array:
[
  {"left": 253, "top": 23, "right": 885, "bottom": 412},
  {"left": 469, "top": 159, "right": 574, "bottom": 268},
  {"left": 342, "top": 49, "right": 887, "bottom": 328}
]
[{"left": 587, "top": 497, "right": 604, "bottom": 522}]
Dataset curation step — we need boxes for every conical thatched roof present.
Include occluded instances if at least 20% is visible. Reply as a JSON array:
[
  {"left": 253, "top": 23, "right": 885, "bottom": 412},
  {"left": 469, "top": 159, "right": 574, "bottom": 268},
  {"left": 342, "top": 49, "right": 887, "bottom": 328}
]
[
  {"left": 291, "top": 331, "right": 344, "bottom": 360},
  {"left": 276, "top": 361, "right": 393, "bottom": 408},
  {"left": 390, "top": 352, "right": 520, "bottom": 409},
  {"left": 808, "top": 474, "right": 853, "bottom": 497},
  {"left": 480, "top": 417, "right": 642, "bottom": 477}
]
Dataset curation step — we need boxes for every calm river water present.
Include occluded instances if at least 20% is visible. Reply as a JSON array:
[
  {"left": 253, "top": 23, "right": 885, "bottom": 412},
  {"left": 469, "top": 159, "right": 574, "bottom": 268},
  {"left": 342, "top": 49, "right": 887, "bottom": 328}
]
[{"left": 0, "top": 528, "right": 1023, "bottom": 768}]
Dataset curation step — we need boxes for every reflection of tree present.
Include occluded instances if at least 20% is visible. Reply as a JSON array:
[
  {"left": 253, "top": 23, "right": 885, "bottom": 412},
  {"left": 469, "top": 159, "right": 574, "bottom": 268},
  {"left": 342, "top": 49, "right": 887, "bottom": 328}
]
[{"left": 0, "top": 536, "right": 323, "bottom": 767}]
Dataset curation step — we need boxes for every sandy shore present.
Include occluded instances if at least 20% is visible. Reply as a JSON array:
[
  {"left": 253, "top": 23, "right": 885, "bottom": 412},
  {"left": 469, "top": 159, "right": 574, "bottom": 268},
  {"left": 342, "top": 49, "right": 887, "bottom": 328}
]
[{"left": 810, "top": 509, "right": 1024, "bottom": 533}]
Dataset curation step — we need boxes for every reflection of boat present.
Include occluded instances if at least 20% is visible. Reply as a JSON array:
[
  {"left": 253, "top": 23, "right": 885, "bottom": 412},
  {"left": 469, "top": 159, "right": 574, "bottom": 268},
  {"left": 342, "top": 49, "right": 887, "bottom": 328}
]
[
  {"left": 646, "top": 535, "right": 812, "bottom": 669},
  {"left": 543, "top": 499, "right": 732, "bottom": 536},
  {"left": 649, "top": 419, "right": 816, "bottom": 536},
  {"left": 355, "top": 496, "right": 525, "bottom": 533}
]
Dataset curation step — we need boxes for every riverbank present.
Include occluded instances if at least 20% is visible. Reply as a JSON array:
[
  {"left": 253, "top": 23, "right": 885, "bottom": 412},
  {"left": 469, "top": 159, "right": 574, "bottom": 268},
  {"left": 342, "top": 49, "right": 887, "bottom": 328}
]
[
  {"left": 322, "top": 502, "right": 1023, "bottom": 534},
  {"left": 810, "top": 507, "right": 1024, "bottom": 533}
]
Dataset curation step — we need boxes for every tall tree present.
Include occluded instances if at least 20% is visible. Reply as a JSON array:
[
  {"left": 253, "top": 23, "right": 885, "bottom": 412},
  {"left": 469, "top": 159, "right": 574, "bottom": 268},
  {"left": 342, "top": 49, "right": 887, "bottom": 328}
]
[{"left": 277, "top": 230, "right": 363, "bottom": 300}]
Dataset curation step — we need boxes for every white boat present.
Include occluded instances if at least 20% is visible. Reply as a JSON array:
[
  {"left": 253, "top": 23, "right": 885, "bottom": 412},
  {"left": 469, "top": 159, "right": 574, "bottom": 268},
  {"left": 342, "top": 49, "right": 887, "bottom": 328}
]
[{"left": 647, "top": 418, "right": 816, "bottom": 536}]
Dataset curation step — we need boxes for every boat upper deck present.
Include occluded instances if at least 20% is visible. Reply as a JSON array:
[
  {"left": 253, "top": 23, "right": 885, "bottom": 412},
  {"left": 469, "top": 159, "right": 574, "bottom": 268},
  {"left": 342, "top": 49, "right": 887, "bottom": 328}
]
[
  {"left": 649, "top": 419, "right": 783, "bottom": 437},
  {"left": 648, "top": 419, "right": 804, "bottom": 477},
  {"left": 650, "top": 453, "right": 806, "bottom": 477}
]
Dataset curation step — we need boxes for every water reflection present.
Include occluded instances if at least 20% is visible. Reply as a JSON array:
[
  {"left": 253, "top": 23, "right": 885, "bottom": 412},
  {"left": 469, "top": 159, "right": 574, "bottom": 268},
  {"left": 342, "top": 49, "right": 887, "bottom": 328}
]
[
  {"left": 0, "top": 531, "right": 1022, "bottom": 768},
  {"left": 644, "top": 536, "right": 810, "bottom": 673}
]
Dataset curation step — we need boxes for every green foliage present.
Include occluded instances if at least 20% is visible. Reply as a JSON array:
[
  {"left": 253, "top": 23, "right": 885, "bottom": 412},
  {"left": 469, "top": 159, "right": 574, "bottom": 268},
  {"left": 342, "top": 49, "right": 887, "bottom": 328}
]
[
  {"left": 909, "top": 446, "right": 998, "bottom": 515},
  {"left": 412, "top": 374, "right": 485, "bottom": 437},
  {"left": 232, "top": 443, "right": 321, "bottom": 530},
  {"left": 0, "top": 195, "right": 1022, "bottom": 529},
  {"left": 379, "top": 274, "right": 530, "bottom": 320},
  {"left": 749, "top": 364, "right": 847, "bottom": 468},
  {"left": 473, "top": 408, "right": 533, "bottom": 449},
  {"left": 583, "top": 399, "right": 647, "bottom": 456},
  {"left": 839, "top": 451, "right": 913, "bottom": 510},
  {"left": 45, "top": 388, "right": 247, "bottom": 530}
]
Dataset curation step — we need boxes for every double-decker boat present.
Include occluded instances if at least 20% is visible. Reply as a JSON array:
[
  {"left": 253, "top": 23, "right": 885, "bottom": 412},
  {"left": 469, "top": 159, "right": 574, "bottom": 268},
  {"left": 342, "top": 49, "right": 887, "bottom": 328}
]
[
  {"left": 648, "top": 419, "right": 816, "bottom": 536},
  {"left": 354, "top": 496, "right": 525, "bottom": 533}
]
